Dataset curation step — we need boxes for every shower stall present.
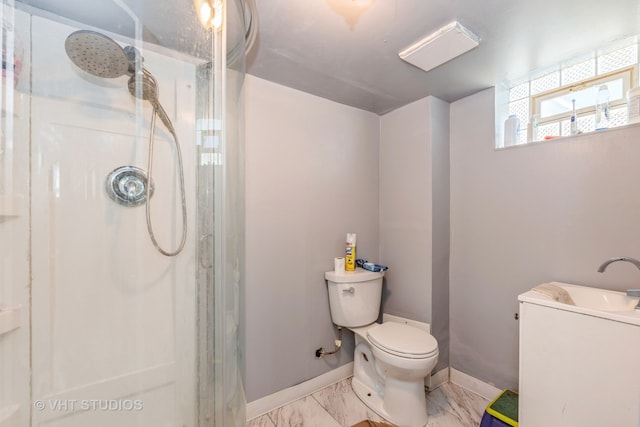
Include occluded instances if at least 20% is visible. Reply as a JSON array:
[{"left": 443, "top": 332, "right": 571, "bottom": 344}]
[{"left": 0, "top": 0, "right": 248, "bottom": 425}]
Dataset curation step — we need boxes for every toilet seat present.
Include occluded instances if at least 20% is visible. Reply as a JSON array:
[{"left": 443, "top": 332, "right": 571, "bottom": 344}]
[{"left": 368, "top": 322, "right": 438, "bottom": 359}]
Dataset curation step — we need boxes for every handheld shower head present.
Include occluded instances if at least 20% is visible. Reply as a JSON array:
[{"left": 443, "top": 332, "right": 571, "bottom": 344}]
[
  {"left": 127, "top": 68, "right": 158, "bottom": 101},
  {"left": 128, "top": 69, "right": 176, "bottom": 136}
]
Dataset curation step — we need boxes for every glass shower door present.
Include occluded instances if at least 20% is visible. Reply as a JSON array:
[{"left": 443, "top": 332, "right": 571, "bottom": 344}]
[
  {"left": 0, "top": 4, "right": 30, "bottom": 425},
  {"left": 0, "top": 0, "right": 246, "bottom": 425}
]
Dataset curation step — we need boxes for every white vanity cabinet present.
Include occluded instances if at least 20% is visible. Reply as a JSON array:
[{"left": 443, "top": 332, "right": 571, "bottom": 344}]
[{"left": 518, "top": 285, "right": 640, "bottom": 426}]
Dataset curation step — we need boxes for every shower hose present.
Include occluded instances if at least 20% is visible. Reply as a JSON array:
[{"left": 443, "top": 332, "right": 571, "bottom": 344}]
[{"left": 146, "top": 106, "right": 187, "bottom": 256}]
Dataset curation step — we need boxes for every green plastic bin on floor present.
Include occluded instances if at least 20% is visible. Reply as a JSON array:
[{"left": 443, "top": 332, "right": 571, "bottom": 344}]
[{"left": 479, "top": 389, "right": 518, "bottom": 427}]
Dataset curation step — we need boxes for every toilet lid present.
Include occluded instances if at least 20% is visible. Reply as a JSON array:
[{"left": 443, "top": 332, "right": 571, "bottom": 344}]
[{"left": 367, "top": 322, "right": 438, "bottom": 358}]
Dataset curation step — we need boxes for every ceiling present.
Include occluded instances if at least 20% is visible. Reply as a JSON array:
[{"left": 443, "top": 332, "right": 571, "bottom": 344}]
[
  {"left": 14, "top": 0, "right": 640, "bottom": 115},
  {"left": 249, "top": 0, "right": 640, "bottom": 114}
]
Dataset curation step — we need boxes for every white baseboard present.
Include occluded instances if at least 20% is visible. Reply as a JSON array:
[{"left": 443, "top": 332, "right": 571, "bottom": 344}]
[
  {"left": 427, "top": 366, "right": 449, "bottom": 390},
  {"left": 246, "top": 362, "right": 354, "bottom": 420},
  {"left": 450, "top": 367, "right": 501, "bottom": 400},
  {"left": 247, "top": 364, "right": 501, "bottom": 420}
]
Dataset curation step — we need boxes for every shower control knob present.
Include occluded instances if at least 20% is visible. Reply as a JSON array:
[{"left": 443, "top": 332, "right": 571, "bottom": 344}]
[{"left": 106, "top": 166, "right": 154, "bottom": 207}]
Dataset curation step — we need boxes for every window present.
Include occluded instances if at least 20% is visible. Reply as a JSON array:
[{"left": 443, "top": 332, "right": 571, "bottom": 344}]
[{"left": 505, "top": 40, "right": 639, "bottom": 145}]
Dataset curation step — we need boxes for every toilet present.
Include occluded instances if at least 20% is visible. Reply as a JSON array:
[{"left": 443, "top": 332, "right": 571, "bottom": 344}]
[{"left": 325, "top": 268, "right": 439, "bottom": 427}]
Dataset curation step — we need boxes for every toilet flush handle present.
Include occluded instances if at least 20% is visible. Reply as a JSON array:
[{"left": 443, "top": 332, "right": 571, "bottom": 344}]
[{"left": 343, "top": 287, "right": 355, "bottom": 294}]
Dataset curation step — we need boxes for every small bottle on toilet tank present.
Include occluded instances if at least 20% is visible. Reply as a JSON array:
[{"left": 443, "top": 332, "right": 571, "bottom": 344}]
[{"left": 345, "top": 233, "right": 356, "bottom": 271}]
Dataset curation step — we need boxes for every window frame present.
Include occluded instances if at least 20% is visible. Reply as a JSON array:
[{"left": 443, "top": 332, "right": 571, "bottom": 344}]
[{"left": 531, "top": 66, "right": 636, "bottom": 126}]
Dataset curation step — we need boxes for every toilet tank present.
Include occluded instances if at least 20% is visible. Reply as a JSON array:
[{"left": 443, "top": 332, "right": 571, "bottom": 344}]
[{"left": 325, "top": 268, "right": 384, "bottom": 327}]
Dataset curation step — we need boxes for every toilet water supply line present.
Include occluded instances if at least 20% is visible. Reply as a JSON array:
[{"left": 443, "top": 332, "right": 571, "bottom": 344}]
[{"left": 315, "top": 326, "right": 343, "bottom": 358}]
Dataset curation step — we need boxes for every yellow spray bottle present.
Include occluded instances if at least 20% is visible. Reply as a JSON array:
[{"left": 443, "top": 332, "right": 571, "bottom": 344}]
[{"left": 345, "top": 233, "right": 357, "bottom": 271}]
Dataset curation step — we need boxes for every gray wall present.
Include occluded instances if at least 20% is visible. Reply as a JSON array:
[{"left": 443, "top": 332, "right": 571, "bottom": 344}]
[
  {"left": 244, "top": 78, "right": 640, "bottom": 401},
  {"left": 245, "top": 75, "right": 380, "bottom": 402},
  {"left": 379, "top": 98, "right": 432, "bottom": 322},
  {"left": 379, "top": 96, "right": 450, "bottom": 371},
  {"left": 450, "top": 87, "right": 640, "bottom": 390},
  {"left": 429, "top": 97, "right": 451, "bottom": 372}
]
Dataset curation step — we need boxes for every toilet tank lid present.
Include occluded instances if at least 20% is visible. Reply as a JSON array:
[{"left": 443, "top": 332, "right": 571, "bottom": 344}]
[{"left": 325, "top": 268, "right": 385, "bottom": 283}]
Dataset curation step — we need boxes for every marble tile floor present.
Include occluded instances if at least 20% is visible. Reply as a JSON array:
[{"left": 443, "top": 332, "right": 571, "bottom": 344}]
[{"left": 247, "top": 377, "right": 489, "bottom": 427}]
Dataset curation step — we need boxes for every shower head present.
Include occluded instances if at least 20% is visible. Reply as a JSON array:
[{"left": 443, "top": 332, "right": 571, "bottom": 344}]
[
  {"left": 65, "top": 30, "right": 175, "bottom": 136},
  {"left": 65, "top": 30, "right": 130, "bottom": 78}
]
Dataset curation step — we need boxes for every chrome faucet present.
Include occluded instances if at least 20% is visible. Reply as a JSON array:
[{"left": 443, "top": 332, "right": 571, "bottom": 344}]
[
  {"left": 597, "top": 256, "right": 640, "bottom": 310},
  {"left": 628, "top": 290, "right": 640, "bottom": 310},
  {"left": 597, "top": 256, "right": 640, "bottom": 272}
]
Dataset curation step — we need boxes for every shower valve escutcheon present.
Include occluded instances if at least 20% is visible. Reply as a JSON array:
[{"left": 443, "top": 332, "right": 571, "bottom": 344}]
[{"left": 106, "top": 166, "right": 153, "bottom": 207}]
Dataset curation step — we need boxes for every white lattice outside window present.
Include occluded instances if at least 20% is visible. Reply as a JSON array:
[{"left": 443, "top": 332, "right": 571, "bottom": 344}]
[{"left": 506, "top": 40, "right": 639, "bottom": 145}]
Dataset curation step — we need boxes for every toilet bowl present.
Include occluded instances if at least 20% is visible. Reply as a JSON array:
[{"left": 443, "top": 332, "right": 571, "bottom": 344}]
[
  {"left": 351, "top": 322, "right": 438, "bottom": 427},
  {"left": 324, "top": 269, "right": 439, "bottom": 427}
]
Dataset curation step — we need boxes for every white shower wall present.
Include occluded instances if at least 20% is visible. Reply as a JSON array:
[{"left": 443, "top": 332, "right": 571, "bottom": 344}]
[{"left": 2, "top": 10, "right": 202, "bottom": 426}]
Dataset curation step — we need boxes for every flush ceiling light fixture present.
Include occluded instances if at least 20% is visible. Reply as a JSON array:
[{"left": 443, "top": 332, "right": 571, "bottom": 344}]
[
  {"left": 351, "top": 0, "right": 374, "bottom": 6},
  {"left": 194, "top": 0, "right": 224, "bottom": 30},
  {"left": 399, "top": 21, "right": 480, "bottom": 73},
  {"left": 326, "top": 0, "right": 375, "bottom": 30}
]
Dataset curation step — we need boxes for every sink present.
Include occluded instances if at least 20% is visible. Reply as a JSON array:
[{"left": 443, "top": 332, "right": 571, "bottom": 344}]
[
  {"left": 563, "top": 283, "right": 638, "bottom": 311},
  {"left": 519, "top": 282, "right": 640, "bottom": 326}
]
